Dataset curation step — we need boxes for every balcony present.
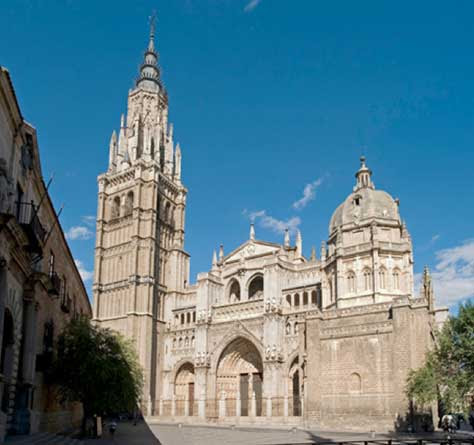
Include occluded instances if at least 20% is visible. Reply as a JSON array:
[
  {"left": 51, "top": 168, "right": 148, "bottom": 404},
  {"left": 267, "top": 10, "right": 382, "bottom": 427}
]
[
  {"left": 16, "top": 202, "right": 46, "bottom": 254},
  {"left": 47, "top": 271, "right": 61, "bottom": 296}
]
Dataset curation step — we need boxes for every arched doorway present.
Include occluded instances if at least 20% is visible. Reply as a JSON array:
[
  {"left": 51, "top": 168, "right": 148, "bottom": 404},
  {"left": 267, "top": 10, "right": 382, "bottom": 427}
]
[
  {"left": 1, "top": 309, "right": 14, "bottom": 413},
  {"left": 175, "top": 362, "right": 195, "bottom": 416},
  {"left": 289, "top": 357, "right": 302, "bottom": 416},
  {"left": 216, "top": 337, "right": 263, "bottom": 416}
]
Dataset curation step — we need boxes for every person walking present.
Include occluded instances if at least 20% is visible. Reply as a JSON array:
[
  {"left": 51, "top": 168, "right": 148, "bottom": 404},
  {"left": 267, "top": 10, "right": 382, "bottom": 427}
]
[{"left": 109, "top": 419, "right": 117, "bottom": 439}]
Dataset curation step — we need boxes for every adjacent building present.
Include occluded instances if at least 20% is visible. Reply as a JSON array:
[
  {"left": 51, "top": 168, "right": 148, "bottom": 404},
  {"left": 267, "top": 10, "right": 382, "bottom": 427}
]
[
  {"left": 92, "top": 25, "right": 448, "bottom": 430},
  {"left": 0, "top": 67, "right": 92, "bottom": 441}
]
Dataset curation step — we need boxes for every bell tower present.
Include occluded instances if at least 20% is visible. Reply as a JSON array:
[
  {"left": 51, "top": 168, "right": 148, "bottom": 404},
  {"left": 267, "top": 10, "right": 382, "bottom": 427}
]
[{"left": 92, "top": 17, "right": 190, "bottom": 412}]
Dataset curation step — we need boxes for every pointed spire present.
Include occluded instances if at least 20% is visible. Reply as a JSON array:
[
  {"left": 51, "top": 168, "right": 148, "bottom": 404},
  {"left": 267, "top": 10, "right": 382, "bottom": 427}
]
[
  {"left": 354, "top": 155, "right": 374, "bottom": 191},
  {"left": 174, "top": 143, "right": 182, "bottom": 182},
  {"left": 320, "top": 240, "right": 327, "bottom": 262},
  {"left": 108, "top": 130, "right": 117, "bottom": 171},
  {"left": 250, "top": 223, "right": 255, "bottom": 241},
  {"left": 212, "top": 250, "right": 217, "bottom": 270},
  {"left": 296, "top": 230, "right": 302, "bottom": 257},
  {"left": 219, "top": 244, "right": 224, "bottom": 262},
  {"left": 310, "top": 246, "right": 316, "bottom": 262},
  {"left": 136, "top": 13, "right": 162, "bottom": 92},
  {"left": 284, "top": 229, "right": 290, "bottom": 248}
]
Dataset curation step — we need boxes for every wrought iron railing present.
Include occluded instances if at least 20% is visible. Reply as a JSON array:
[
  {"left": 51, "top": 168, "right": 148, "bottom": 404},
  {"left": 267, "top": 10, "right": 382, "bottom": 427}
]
[{"left": 15, "top": 201, "right": 46, "bottom": 250}]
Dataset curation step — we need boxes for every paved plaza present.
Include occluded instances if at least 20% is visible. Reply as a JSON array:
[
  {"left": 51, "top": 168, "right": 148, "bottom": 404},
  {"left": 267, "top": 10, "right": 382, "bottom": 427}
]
[{"left": 82, "top": 421, "right": 474, "bottom": 445}]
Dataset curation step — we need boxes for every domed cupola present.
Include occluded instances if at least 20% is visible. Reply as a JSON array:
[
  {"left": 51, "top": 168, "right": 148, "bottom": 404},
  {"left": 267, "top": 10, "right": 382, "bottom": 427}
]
[{"left": 329, "top": 157, "right": 401, "bottom": 236}]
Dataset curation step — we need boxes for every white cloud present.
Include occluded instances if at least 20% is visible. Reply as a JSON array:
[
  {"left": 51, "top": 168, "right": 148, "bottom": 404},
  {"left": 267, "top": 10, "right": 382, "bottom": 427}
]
[
  {"left": 292, "top": 178, "right": 323, "bottom": 210},
  {"left": 423, "top": 239, "right": 474, "bottom": 307},
  {"left": 246, "top": 209, "right": 301, "bottom": 235},
  {"left": 66, "top": 226, "right": 94, "bottom": 241},
  {"left": 244, "top": 0, "right": 261, "bottom": 12},
  {"left": 81, "top": 215, "right": 96, "bottom": 227},
  {"left": 75, "top": 259, "right": 93, "bottom": 282}
]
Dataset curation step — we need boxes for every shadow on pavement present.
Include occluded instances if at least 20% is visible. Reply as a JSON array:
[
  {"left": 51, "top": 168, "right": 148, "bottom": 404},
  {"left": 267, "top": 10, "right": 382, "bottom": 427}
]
[{"left": 84, "top": 420, "right": 161, "bottom": 445}]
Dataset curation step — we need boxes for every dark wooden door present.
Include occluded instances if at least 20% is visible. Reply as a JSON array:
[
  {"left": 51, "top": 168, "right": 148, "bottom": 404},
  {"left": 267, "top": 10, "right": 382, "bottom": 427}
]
[
  {"left": 188, "top": 382, "right": 194, "bottom": 416},
  {"left": 240, "top": 374, "right": 249, "bottom": 416}
]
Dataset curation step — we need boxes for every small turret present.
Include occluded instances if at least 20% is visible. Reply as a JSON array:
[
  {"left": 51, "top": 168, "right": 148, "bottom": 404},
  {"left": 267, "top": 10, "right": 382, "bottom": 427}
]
[
  {"left": 211, "top": 250, "right": 218, "bottom": 271},
  {"left": 296, "top": 230, "right": 302, "bottom": 257},
  {"left": 219, "top": 244, "right": 224, "bottom": 262},
  {"left": 108, "top": 130, "right": 117, "bottom": 171},
  {"left": 310, "top": 246, "right": 316, "bottom": 262},
  {"left": 354, "top": 156, "right": 374, "bottom": 191},
  {"left": 174, "top": 143, "right": 182, "bottom": 183},
  {"left": 284, "top": 229, "right": 290, "bottom": 248},
  {"left": 422, "top": 265, "right": 435, "bottom": 311},
  {"left": 250, "top": 223, "right": 255, "bottom": 241},
  {"left": 320, "top": 241, "right": 327, "bottom": 262}
]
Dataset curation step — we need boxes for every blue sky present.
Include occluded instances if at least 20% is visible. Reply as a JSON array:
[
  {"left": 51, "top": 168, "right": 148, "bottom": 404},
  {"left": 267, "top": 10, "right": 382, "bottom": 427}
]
[{"left": 1, "top": 0, "right": 473, "bottom": 310}]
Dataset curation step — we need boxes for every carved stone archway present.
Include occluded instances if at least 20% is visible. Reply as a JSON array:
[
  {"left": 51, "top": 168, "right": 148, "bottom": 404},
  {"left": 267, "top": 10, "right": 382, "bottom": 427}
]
[
  {"left": 216, "top": 337, "right": 263, "bottom": 416},
  {"left": 174, "top": 362, "right": 195, "bottom": 416}
]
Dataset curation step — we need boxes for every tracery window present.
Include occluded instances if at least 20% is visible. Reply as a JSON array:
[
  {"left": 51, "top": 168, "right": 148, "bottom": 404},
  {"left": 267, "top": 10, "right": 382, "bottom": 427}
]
[
  {"left": 379, "top": 267, "right": 387, "bottom": 289},
  {"left": 303, "top": 292, "right": 308, "bottom": 306},
  {"left": 347, "top": 271, "right": 356, "bottom": 293},
  {"left": 124, "top": 191, "right": 134, "bottom": 216},
  {"left": 363, "top": 268, "right": 371, "bottom": 291},
  {"left": 393, "top": 269, "right": 400, "bottom": 290},
  {"left": 111, "top": 196, "right": 121, "bottom": 219}
]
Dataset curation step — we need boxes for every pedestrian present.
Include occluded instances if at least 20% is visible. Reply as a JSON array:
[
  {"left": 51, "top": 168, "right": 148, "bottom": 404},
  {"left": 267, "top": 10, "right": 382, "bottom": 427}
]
[
  {"left": 109, "top": 420, "right": 117, "bottom": 438},
  {"left": 469, "top": 409, "right": 474, "bottom": 431}
]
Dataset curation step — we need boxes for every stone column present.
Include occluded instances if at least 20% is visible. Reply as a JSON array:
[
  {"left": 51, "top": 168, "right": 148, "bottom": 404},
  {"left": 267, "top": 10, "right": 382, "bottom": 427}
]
[
  {"left": 184, "top": 395, "right": 189, "bottom": 417},
  {"left": 219, "top": 391, "right": 226, "bottom": 418},
  {"left": 266, "top": 396, "right": 272, "bottom": 418},
  {"left": 250, "top": 392, "right": 256, "bottom": 417},
  {"left": 236, "top": 393, "right": 241, "bottom": 417},
  {"left": 159, "top": 398, "right": 163, "bottom": 416},
  {"left": 284, "top": 396, "right": 289, "bottom": 417},
  {"left": 171, "top": 395, "right": 176, "bottom": 416}
]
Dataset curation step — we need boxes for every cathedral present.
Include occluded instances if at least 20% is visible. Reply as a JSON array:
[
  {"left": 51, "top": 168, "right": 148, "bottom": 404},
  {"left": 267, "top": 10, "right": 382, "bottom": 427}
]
[{"left": 92, "top": 24, "right": 448, "bottom": 430}]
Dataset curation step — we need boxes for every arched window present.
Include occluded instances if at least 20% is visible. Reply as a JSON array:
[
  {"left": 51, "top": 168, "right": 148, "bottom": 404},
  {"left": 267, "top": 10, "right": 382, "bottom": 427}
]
[
  {"left": 111, "top": 196, "right": 121, "bottom": 219},
  {"left": 192, "top": 312, "right": 196, "bottom": 323},
  {"left": 347, "top": 271, "right": 356, "bottom": 293},
  {"left": 311, "top": 290, "right": 317, "bottom": 306},
  {"left": 180, "top": 313, "right": 185, "bottom": 325},
  {"left": 363, "top": 268, "right": 371, "bottom": 291},
  {"left": 248, "top": 275, "right": 264, "bottom": 299},
  {"left": 393, "top": 269, "right": 400, "bottom": 290},
  {"left": 178, "top": 337, "right": 183, "bottom": 348},
  {"left": 186, "top": 312, "right": 191, "bottom": 324},
  {"left": 229, "top": 279, "right": 241, "bottom": 303},
  {"left": 294, "top": 293, "right": 300, "bottom": 307},
  {"left": 150, "top": 137, "right": 155, "bottom": 158},
  {"left": 164, "top": 202, "right": 171, "bottom": 222},
  {"left": 379, "top": 267, "right": 387, "bottom": 289},
  {"left": 285, "top": 321, "right": 291, "bottom": 335},
  {"left": 303, "top": 292, "right": 308, "bottom": 306},
  {"left": 185, "top": 337, "right": 189, "bottom": 347},
  {"left": 172, "top": 338, "right": 176, "bottom": 349},
  {"left": 349, "top": 372, "right": 362, "bottom": 392},
  {"left": 191, "top": 336, "right": 195, "bottom": 347},
  {"left": 329, "top": 278, "right": 333, "bottom": 302},
  {"left": 124, "top": 191, "right": 134, "bottom": 216},
  {"left": 286, "top": 294, "right": 291, "bottom": 307}
]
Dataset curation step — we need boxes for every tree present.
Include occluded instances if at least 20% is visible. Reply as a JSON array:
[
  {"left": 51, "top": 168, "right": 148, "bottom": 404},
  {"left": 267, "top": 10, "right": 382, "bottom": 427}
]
[
  {"left": 53, "top": 317, "right": 143, "bottom": 435},
  {"left": 407, "top": 301, "right": 474, "bottom": 413}
]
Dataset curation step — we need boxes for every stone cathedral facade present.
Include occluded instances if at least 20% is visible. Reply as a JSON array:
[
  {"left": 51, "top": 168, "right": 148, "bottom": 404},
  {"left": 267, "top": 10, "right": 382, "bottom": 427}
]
[{"left": 93, "top": 27, "right": 448, "bottom": 430}]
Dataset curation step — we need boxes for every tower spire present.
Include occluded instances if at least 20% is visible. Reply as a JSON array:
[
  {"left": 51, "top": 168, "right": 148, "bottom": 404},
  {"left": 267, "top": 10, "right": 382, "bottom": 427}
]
[{"left": 136, "top": 13, "right": 162, "bottom": 92}]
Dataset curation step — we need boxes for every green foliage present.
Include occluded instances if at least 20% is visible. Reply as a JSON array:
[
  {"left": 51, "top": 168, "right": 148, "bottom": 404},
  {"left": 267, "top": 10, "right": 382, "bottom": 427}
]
[
  {"left": 54, "top": 316, "right": 143, "bottom": 416},
  {"left": 407, "top": 300, "right": 474, "bottom": 412}
]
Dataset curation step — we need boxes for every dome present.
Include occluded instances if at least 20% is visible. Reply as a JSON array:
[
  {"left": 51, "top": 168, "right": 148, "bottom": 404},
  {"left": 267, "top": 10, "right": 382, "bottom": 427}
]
[{"left": 329, "top": 157, "right": 400, "bottom": 235}]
